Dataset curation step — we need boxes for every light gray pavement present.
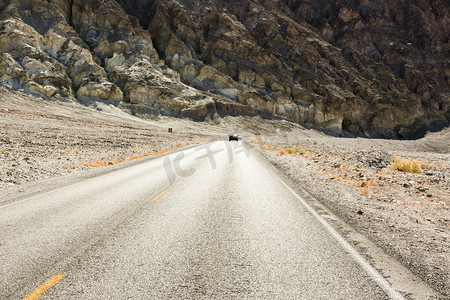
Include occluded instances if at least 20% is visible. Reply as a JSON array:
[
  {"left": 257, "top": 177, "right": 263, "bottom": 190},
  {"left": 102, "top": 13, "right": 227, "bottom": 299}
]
[{"left": 1, "top": 141, "right": 407, "bottom": 299}]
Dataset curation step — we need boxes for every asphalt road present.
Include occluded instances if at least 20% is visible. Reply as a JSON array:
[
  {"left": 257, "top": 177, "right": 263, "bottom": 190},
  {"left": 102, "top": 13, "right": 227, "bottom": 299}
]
[{"left": 1, "top": 141, "right": 405, "bottom": 299}]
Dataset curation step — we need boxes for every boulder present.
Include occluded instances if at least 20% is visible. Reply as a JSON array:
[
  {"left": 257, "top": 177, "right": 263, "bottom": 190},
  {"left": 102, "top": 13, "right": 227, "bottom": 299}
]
[
  {"left": 179, "top": 98, "right": 217, "bottom": 121},
  {"left": 76, "top": 81, "right": 123, "bottom": 105},
  {"left": 0, "top": 53, "right": 29, "bottom": 89}
]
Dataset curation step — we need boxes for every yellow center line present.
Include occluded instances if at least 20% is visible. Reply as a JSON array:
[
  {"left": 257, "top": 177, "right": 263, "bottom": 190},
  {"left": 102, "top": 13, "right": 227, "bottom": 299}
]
[
  {"left": 23, "top": 273, "right": 66, "bottom": 300},
  {"left": 151, "top": 190, "right": 167, "bottom": 202}
]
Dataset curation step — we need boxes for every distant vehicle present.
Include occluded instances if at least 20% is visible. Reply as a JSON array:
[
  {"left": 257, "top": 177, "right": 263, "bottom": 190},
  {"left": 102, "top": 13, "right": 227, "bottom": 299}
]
[{"left": 229, "top": 133, "right": 239, "bottom": 141}]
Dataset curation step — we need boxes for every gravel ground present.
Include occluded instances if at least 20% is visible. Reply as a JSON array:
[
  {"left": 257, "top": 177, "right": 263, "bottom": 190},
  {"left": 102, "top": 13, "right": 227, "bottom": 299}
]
[{"left": 1, "top": 87, "right": 449, "bottom": 297}]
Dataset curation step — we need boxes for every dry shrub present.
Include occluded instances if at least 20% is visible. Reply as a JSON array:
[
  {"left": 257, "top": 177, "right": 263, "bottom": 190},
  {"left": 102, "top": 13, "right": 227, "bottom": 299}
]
[
  {"left": 126, "top": 155, "right": 140, "bottom": 161},
  {"left": 87, "top": 161, "right": 108, "bottom": 168},
  {"left": 388, "top": 156, "right": 422, "bottom": 173},
  {"left": 87, "top": 162, "right": 100, "bottom": 168},
  {"left": 361, "top": 186, "right": 371, "bottom": 194},
  {"left": 113, "top": 157, "right": 123, "bottom": 163},
  {"left": 300, "top": 149, "right": 310, "bottom": 156},
  {"left": 276, "top": 149, "right": 288, "bottom": 156},
  {"left": 344, "top": 177, "right": 358, "bottom": 185},
  {"left": 252, "top": 139, "right": 265, "bottom": 146},
  {"left": 284, "top": 147, "right": 299, "bottom": 154},
  {"left": 153, "top": 150, "right": 167, "bottom": 156}
]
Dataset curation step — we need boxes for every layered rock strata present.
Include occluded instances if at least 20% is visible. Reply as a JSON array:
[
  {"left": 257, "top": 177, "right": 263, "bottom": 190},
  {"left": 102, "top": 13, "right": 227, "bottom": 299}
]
[{"left": 0, "top": 0, "right": 448, "bottom": 138}]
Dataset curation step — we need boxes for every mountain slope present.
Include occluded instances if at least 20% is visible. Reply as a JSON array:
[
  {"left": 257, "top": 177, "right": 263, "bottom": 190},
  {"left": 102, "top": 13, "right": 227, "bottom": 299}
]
[{"left": 0, "top": 0, "right": 448, "bottom": 138}]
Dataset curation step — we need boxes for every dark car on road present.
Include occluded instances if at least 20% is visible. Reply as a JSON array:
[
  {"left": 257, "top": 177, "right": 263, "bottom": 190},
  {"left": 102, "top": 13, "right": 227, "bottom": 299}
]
[{"left": 229, "top": 134, "right": 239, "bottom": 141}]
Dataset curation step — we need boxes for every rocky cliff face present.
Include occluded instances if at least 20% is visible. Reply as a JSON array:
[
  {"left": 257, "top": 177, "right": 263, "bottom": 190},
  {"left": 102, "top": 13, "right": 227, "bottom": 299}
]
[{"left": 0, "top": 0, "right": 448, "bottom": 138}]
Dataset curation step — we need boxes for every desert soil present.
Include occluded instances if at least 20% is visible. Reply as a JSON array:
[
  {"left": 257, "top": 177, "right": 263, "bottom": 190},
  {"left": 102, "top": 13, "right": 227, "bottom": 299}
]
[{"left": 1, "top": 87, "right": 449, "bottom": 297}]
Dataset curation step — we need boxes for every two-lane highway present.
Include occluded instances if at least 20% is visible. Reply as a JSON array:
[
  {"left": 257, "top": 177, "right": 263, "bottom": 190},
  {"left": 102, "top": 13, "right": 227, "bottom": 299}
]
[{"left": 1, "top": 141, "right": 409, "bottom": 299}]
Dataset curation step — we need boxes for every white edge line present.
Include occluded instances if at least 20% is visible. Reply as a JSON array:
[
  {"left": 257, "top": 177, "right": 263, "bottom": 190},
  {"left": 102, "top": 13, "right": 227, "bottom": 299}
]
[
  {"left": 0, "top": 181, "right": 84, "bottom": 210},
  {"left": 268, "top": 168, "right": 406, "bottom": 300}
]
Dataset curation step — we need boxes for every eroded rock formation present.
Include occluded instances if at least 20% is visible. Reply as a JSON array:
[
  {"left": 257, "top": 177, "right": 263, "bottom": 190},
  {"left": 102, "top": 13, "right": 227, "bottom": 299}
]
[{"left": 0, "top": 0, "right": 448, "bottom": 138}]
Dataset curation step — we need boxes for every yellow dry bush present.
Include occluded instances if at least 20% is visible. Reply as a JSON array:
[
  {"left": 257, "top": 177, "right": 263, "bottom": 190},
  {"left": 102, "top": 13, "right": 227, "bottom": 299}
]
[
  {"left": 87, "top": 162, "right": 99, "bottom": 168},
  {"left": 276, "top": 149, "right": 288, "bottom": 156},
  {"left": 113, "top": 157, "right": 123, "bottom": 163},
  {"left": 300, "top": 149, "right": 310, "bottom": 156},
  {"left": 361, "top": 186, "right": 371, "bottom": 194},
  {"left": 126, "top": 155, "right": 140, "bottom": 161},
  {"left": 87, "top": 161, "right": 108, "bottom": 168},
  {"left": 343, "top": 177, "right": 358, "bottom": 185},
  {"left": 251, "top": 139, "right": 264, "bottom": 145},
  {"left": 153, "top": 150, "right": 167, "bottom": 156},
  {"left": 388, "top": 156, "right": 422, "bottom": 173},
  {"left": 284, "top": 147, "right": 299, "bottom": 154}
]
